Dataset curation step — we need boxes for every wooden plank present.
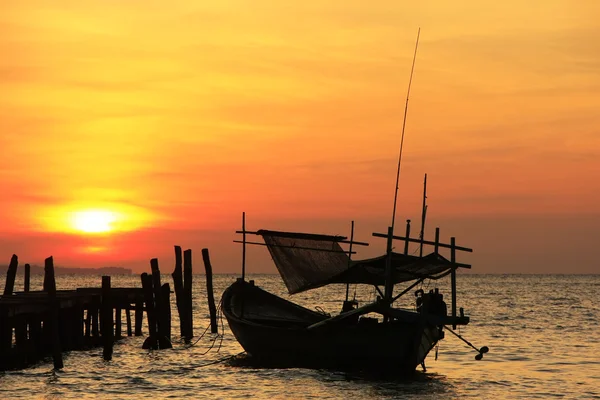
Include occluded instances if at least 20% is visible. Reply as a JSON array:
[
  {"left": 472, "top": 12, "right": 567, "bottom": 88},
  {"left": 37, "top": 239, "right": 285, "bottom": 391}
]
[
  {"left": 235, "top": 230, "right": 370, "bottom": 246},
  {"left": 233, "top": 240, "right": 357, "bottom": 254},
  {"left": 372, "top": 232, "right": 473, "bottom": 253}
]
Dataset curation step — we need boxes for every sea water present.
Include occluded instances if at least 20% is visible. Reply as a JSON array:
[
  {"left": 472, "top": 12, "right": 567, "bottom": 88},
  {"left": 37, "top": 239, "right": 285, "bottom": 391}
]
[{"left": 0, "top": 274, "right": 598, "bottom": 399}]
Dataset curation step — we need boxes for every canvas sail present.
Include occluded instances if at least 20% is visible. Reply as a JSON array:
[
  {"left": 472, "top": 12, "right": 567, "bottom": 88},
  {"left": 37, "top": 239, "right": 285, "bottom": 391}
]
[
  {"left": 258, "top": 230, "right": 350, "bottom": 294},
  {"left": 258, "top": 229, "right": 466, "bottom": 295}
]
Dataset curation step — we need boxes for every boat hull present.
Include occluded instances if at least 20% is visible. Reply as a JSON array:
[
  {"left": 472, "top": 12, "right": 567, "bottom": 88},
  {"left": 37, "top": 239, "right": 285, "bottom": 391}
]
[{"left": 222, "top": 279, "right": 442, "bottom": 373}]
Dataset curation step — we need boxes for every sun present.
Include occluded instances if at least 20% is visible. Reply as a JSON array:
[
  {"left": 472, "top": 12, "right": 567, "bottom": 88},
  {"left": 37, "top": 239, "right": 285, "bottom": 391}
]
[{"left": 70, "top": 210, "right": 117, "bottom": 233}]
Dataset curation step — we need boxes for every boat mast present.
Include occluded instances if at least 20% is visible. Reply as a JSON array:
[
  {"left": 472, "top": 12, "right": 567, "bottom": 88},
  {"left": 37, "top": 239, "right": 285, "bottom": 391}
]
[
  {"left": 242, "top": 211, "right": 246, "bottom": 280},
  {"left": 419, "top": 173, "right": 427, "bottom": 257},
  {"left": 384, "top": 28, "right": 421, "bottom": 304}
]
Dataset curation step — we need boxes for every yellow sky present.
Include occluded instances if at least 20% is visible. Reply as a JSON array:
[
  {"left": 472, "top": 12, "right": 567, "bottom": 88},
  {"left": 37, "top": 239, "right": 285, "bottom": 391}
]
[{"left": 1, "top": 1, "right": 599, "bottom": 273}]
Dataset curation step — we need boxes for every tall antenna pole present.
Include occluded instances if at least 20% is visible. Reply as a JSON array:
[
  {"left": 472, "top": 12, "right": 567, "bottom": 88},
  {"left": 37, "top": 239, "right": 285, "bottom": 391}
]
[{"left": 390, "top": 27, "right": 421, "bottom": 235}]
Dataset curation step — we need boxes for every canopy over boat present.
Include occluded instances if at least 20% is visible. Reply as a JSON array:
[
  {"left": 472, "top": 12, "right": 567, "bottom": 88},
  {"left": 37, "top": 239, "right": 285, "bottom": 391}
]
[{"left": 258, "top": 229, "right": 467, "bottom": 294}]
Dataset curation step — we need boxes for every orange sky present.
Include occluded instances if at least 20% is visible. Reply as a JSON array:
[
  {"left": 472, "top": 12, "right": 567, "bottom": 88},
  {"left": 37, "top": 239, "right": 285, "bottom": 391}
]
[{"left": 1, "top": 1, "right": 599, "bottom": 273}]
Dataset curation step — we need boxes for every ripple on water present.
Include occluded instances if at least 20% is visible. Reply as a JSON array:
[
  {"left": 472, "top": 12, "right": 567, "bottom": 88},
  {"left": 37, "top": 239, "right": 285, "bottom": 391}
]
[{"left": 1, "top": 274, "right": 600, "bottom": 399}]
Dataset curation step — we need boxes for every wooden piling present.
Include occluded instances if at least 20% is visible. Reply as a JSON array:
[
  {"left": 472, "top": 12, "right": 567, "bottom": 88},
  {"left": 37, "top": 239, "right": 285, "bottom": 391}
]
[
  {"left": 115, "top": 307, "right": 122, "bottom": 339},
  {"left": 24, "top": 263, "right": 30, "bottom": 292},
  {"left": 150, "top": 259, "right": 172, "bottom": 348},
  {"left": 134, "top": 300, "right": 143, "bottom": 336},
  {"left": 45, "top": 256, "right": 63, "bottom": 369},
  {"left": 171, "top": 246, "right": 186, "bottom": 338},
  {"left": 183, "top": 249, "right": 193, "bottom": 339},
  {"left": 0, "top": 309, "right": 10, "bottom": 366},
  {"left": 91, "top": 307, "right": 99, "bottom": 338},
  {"left": 202, "top": 248, "right": 218, "bottom": 333},
  {"left": 141, "top": 273, "right": 157, "bottom": 349},
  {"left": 101, "top": 276, "right": 114, "bottom": 361},
  {"left": 126, "top": 307, "right": 132, "bottom": 336},
  {"left": 3, "top": 254, "right": 19, "bottom": 295},
  {"left": 150, "top": 259, "right": 163, "bottom": 337},
  {"left": 161, "top": 283, "right": 172, "bottom": 342},
  {"left": 85, "top": 309, "right": 92, "bottom": 338}
]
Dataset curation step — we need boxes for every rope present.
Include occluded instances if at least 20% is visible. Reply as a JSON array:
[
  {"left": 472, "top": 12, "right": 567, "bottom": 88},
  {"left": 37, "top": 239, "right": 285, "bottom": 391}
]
[{"left": 181, "top": 351, "right": 246, "bottom": 370}]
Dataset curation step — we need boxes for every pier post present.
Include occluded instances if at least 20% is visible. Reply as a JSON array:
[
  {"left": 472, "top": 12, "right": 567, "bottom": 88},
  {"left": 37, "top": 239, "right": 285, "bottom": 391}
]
[
  {"left": 202, "top": 249, "right": 218, "bottom": 333},
  {"left": 161, "top": 283, "right": 172, "bottom": 342},
  {"left": 3, "top": 254, "right": 18, "bottom": 295},
  {"left": 171, "top": 246, "right": 186, "bottom": 338},
  {"left": 150, "top": 259, "right": 172, "bottom": 349},
  {"left": 91, "top": 306, "right": 99, "bottom": 338},
  {"left": 85, "top": 309, "right": 92, "bottom": 338},
  {"left": 126, "top": 306, "right": 133, "bottom": 336},
  {"left": 183, "top": 249, "right": 193, "bottom": 339},
  {"left": 134, "top": 299, "right": 143, "bottom": 336},
  {"left": 115, "top": 307, "right": 122, "bottom": 339},
  {"left": 45, "top": 256, "right": 63, "bottom": 369},
  {"left": 141, "top": 273, "right": 157, "bottom": 349},
  {"left": 101, "top": 276, "right": 114, "bottom": 361}
]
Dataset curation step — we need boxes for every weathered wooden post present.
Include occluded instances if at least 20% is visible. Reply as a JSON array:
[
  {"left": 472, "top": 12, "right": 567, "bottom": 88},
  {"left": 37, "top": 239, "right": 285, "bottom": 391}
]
[
  {"left": 141, "top": 273, "right": 157, "bottom": 349},
  {"left": 150, "top": 259, "right": 172, "bottom": 348},
  {"left": 3, "top": 254, "right": 18, "bottom": 295},
  {"left": 171, "top": 246, "right": 186, "bottom": 337},
  {"left": 24, "top": 263, "right": 30, "bottom": 292},
  {"left": 150, "top": 259, "right": 163, "bottom": 335},
  {"left": 91, "top": 306, "right": 99, "bottom": 339},
  {"left": 101, "top": 276, "right": 113, "bottom": 361},
  {"left": 134, "top": 299, "right": 143, "bottom": 336},
  {"left": 183, "top": 249, "right": 193, "bottom": 339},
  {"left": 126, "top": 306, "right": 133, "bottom": 336},
  {"left": 161, "top": 283, "right": 172, "bottom": 342},
  {"left": 202, "top": 249, "right": 218, "bottom": 333},
  {"left": 115, "top": 307, "right": 122, "bottom": 339},
  {"left": 85, "top": 309, "right": 92, "bottom": 338},
  {"left": 45, "top": 256, "right": 63, "bottom": 369},
  {"left": 0, "top": 308, "right": 10, "bottom": 366}
]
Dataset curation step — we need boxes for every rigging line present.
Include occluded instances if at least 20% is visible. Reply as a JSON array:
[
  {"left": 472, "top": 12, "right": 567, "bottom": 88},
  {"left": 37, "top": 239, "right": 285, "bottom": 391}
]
[{"left": 391, "top": 27, "right": 421, "bottom": 234}]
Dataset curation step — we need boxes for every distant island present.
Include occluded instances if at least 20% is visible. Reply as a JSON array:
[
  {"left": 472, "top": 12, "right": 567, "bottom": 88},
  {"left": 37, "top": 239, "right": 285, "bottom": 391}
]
[{"left": 0, "top": 265, "right": 132, "bottom": 276}]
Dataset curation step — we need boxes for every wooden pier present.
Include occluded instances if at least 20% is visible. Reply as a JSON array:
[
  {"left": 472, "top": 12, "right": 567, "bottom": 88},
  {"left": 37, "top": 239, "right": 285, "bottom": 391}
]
[{"left": 0, "top": 246, "right": 201, "bottom": 371}]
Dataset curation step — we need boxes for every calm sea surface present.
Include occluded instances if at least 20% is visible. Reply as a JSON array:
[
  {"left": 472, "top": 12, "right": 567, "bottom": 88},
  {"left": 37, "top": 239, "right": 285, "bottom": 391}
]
[{"left": 0, "top": 274, "right": 599, "bottom": 399}]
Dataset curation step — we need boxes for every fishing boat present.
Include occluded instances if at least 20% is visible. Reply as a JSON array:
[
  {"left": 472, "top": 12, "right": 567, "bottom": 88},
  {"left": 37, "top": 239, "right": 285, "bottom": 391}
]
[{"left": 221, "top": 211, "right": 485, "bottom": 373}]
